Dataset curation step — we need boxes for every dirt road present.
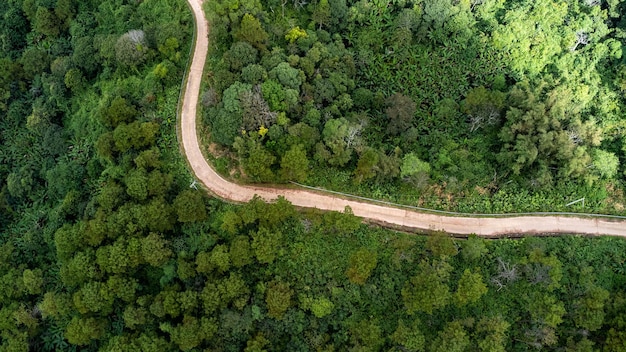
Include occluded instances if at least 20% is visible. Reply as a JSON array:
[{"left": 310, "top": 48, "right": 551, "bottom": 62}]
[{"left": 179, "top": 0, "right": 626, "bottom": 237}]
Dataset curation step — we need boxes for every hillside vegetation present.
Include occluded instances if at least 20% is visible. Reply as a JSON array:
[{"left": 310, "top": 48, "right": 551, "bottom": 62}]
[
  {"left": 202, "top": 0, "right": 626, "bottom": 214},
  {"left": 1, "top": 0, "right": 626, "bottom": 351}
]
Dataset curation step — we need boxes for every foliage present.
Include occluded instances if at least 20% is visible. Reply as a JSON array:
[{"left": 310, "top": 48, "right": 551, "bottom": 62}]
[
  {"left": 3, "top": 0, "right": 626, "bottom": 351},
  {"left": 201, "top": 0, "right": 626, "bottom": 217}
]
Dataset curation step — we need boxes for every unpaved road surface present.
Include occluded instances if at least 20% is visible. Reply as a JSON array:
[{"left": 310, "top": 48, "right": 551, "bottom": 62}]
[{"left": 180, "top": 0, "right": 626, "bottom": 237}]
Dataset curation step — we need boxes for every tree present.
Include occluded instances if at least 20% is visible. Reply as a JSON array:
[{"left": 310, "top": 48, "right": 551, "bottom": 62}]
[
  {"left": 22, "top": 269, "right": 43, "bottom": 295},
  {"left": 319, "top": 118, "right": 361, "bottom": 167},
  {"left": 498, "top": 80, "right": 600, "bottom": 183},
  {"left": 115, "top": 30, "right": 148, "bottom": 67},
  {"left": 461, "top": 235, "right": 488, "bottom": 262},
  {"left": 160, "top": 315, "right": 217, "bottom": 351},
  {"left": 573, "top": 286, "right": 609, "bottom": 332},
  {"left": 354, "top": 147, "right": 379, "bottom": 184},
  {"left": 454, "top": 268, "right": 488, "bottom": 306},
  {"left": 240, "top": 85, "right": 277, "bottom": 131},
  {"left": 235, "top": 14, "right": 268, "bottom": 51},
  {"left": 230, "top": 235, "right": 253, "bottom": 268},
  {"left": 245, "top": 333, "right": 270, "bottom": 352},
  {"left": 528, "top": 293, "right": 566, "bottom": 329},
  {"left": 241, "top": 64, "right": 267, "bottom": 84},
  {"left": 461, "top": 86, "right": 506, "bottom": 132},
  {"left": 345, "top": 247, "right": 377, "bottom": 285},
  {"left": 102, "top": 96, "right": 138, "bottom": 127},
  {"left": 64, "top": 316, "right": 106, "bottom": 346},
  {"left": 592, "top": 149, "right": 619, "bottom": 179},
  {"left": 141, "top": 233, "right": 172, "bottom": 267},
  {"left": 212, "top": 81, "right": 251, "bottom": 145},
  {"left": 402, "top": 259, "right": 452, "bottom": 314},
  {"left": 33, "top": 7, "right": 61, "bottom": 37},
  {"left": 349, "top": 319, "right": 384, "bottom": 351},
  {"left": 390, "top": 319, "right": 425, "bottom": 352},
  {"left": 491, "top": 0, "right": 567, "bottom": 77},
  {"left": 308, "top": 297, "right": 335, "bottom": 318},
  {"left": 426, "top": 231, "right": 458, "bottom": 258},
  {"left": 431, "top": 321, "right": 470, "bottom": 352},
  {"left": 146, "top": 171, "right": 173, "bottom": 199},
  {"left": 280, "top": 144, "right": 309, "bottom": 182},
  {"left": 385, "top": 93, "right": 416, "bottom": 136},
  {"left": 133, "top": 196, "right": 176, "bottom": 233},
  {"left": 20, "top": 46, "right": 49, "bottom": 79},
  {"left": 269, "top": 62, "right": 302, "bottom": 91},
  {"left": 312, "top": 0, "right": 331, "bottom": 29},
  {"left": 173, "top": 190, "right": 207, "bottom": 223},
  {"left": 252, "top": 227, "right": 282, "bottom": 264},
  {"left": 224, "top": 41, "right": 258, "bottom": 71},
  {"left": 210, "top": 244, "right": 231, "bottom": 273},
  {"left": 239, "top": 140, "right": 276, "bottom": 182},
  {"left": 39, "top": 292, "right": 72, "bottom": 319},
  {"left": 123, "top": 305, "right": 148, "bottom": 330},
  {"left": 400, "top": 153, "right": 431, "bottom": 187},
  {"left": 476, "top": 316, "right": 510, "bottom": 352},
  {"left": 125, "top": 168, "right": 148, "bottom": 200},
  {"left": 266, "top": 280, "right": 293, "bottom": 319},
  {"left": 113, "top": 122, "right": 159, "bottom": 153}
]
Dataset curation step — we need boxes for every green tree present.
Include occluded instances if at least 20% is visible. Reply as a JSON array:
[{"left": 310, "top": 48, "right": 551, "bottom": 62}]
[
  {"left": 400, "top": 152, "right": 430, "bottom": 187},
  {"left": 431, "top": 321, "right": 470, "bottom": 352},
  {"left": 345, "top": 247, "right": 377, "bottom": 285},
  {"left": 160, "top": 315, "right": 217, "bottom": 351},
  {"left": 141, "top": 233, "right": 172, "bottom": 267},
  {"left": 426, "top": 231, "right": 458, "bottom": 258},
  {"left": 454, "top": 268, "right": 488, "bottom": 307},
  {"left": 266, "top": 280, "right": 293, "bottom": 319},
  {"left": 33, "top": 7, "right": 61, "bottom": 37},
  {"left": 125, "top": 168, "right": 148, "bottom": 200},
  {"left": 64, "top": 316, "right": 106, "bottom": 346},
  {"left": 354, "top": 147, "right": 379, "bottom": 184},
  {"left": 224, "top": 41, "right": 258, "bottom": 71},
  {"left": 319, "top": 118, "right": 360, "bottom": 167},
  {"left": 349, "top": 319, "right": 384, "bottom": 351},
  {"left": 573, "top": 286, "right": 609, "bottom": 332},
  {"left": 390, "top": 319, "right": 425, "bottom": 352},
  {"left": 385, "top": 93, "right": 416, "bottom": 136},
  {"left": 402, "top": 260, "right": 452, "bottom": 314},
  {"left": 252, "top": 227, "right": 282, "bottom": 264},
  {"left": 280, "top": 144, "right": 308, "bottom": 182},
  {"left": 210, "top": 244, "right": 231, "bottom": 273},
  {"left": 245, "top": 333, "right": 270, "bottom": 352},
  {"left": 592, "top": 149, "right": 619, "bottom": 179},
  {"left": 269, "top": 62, "right": 301, "bottom": 91},
  {"left": 230, "top": 235, "right": 253, "bottom": 268},
  {"left": 235, "top": 14, "right": 268, "bottom": 51},
  {"left": 461, "top": 86, "right": 506, "bottom": 132},
  {"left": 312, "top": 0, "right": 331, "bottom": 29},
  {"left": 102, "top": 96, "right": 138, "bottom": 127},
  {"left": 476, "top": 316, "right": 510, "bottom": 352},
  {"left": 239, "top": 139, "right": 276, "bottom": 182},
  {"left": 173, "top": 190, "right": 207, "bottom": 223},
  {"left": 115, "top": 30, "right": 148, "bottom": 67},
  {"left": 22, "top": 269, "right": 43, "bottom": 295},
  {"left": 123, "top": 305, "right": 148, "bottom": 330}
]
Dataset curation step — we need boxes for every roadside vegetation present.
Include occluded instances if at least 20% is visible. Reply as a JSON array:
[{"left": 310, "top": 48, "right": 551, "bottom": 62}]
[
  {"left": 2, "top": 0, "right": 626, "bottom": 351},
  {"left": 201, "top": 0, "right": 626, "bottom": 215}
]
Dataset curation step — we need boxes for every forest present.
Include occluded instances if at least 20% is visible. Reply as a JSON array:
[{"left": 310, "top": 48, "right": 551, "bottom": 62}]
[
  {"left": 1, "top": 0, "right": 626, "bottom": 351},
  {"left": 202, "top": 0, "right": 626, "bottom": 214}
]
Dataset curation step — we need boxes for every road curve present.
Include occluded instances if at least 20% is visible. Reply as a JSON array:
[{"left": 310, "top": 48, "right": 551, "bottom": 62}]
[{"left": 179, "top": 0, "right": 626, "bottom": 237}]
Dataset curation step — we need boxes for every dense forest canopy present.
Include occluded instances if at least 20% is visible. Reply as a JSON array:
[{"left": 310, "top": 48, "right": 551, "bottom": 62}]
[
  {"left": 202, "top": 0, "right": 626, "bottom": 214},
  {"left": 2, "top": 0, "right": 626, "bottom": 351}
]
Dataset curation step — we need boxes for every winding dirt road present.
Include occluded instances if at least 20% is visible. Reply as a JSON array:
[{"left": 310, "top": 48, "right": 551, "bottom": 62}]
[{"left": 179, "top": 0, "right": 626, "bottom": 237}]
